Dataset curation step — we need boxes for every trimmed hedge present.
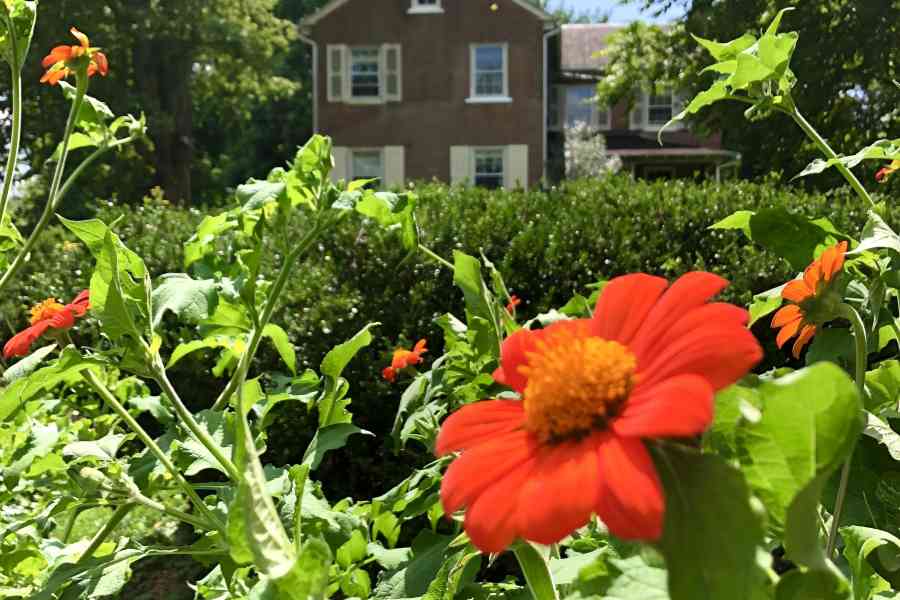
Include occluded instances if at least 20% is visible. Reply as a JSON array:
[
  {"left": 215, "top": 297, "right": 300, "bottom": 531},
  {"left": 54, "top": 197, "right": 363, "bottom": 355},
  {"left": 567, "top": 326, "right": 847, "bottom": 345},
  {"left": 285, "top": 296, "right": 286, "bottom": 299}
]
[{"left": 1, "top": 177, "right": 877, "bottom": 495}]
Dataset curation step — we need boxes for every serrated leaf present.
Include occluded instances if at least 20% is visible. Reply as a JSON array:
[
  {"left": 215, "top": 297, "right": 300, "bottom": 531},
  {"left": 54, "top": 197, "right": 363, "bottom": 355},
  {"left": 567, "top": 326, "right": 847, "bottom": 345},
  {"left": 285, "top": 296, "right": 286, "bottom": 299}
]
[{"left": 151, "top": 273, "right": 218, "bottom": 328}]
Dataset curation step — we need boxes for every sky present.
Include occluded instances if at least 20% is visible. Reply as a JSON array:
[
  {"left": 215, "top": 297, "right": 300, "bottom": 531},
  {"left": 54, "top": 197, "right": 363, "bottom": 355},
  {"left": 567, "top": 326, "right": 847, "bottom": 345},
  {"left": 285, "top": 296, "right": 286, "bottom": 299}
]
[{"left": 546, "top": 0, "right": 683, "bottom": 23}]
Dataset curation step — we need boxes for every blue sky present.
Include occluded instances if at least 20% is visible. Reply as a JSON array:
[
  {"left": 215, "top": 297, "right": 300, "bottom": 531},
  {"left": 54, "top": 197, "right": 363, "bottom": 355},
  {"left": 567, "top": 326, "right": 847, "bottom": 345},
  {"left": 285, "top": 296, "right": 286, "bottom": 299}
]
[{"left": 546, "top": 0, "right": 682, "bottom": 23}]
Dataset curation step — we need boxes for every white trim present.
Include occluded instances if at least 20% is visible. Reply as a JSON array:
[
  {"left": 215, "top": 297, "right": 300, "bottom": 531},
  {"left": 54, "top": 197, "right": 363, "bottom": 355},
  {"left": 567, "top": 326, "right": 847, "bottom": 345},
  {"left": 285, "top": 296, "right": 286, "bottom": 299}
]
[
  {"left": 299, "top": 34, "right": 319, "bottom": 132},
  {"left": 632, "top": 89, "right": 684, "bottom": 132},
  {"left": 408, "top": 0, "right": 443, "bottom": 14},
  {"left": 465, "top": 96, "right": 513, "bottom": 104},
  {"left": 348, "top": 46, "right": 382, "bottom": 101},
  {"left": 303, "top": 0, "right": 552, "bottom": 26},
  {"left": 326, "top": 44, "right": 346, "bottom": 103},
  {"left": 382, "top": 44, "right": 402, "bottom": 102},
  {"left": 384, "top": 146, "right": 406, "bottom": 186},
  {"left": 469, "top": 43, "right": 510, "bottom": 101}
]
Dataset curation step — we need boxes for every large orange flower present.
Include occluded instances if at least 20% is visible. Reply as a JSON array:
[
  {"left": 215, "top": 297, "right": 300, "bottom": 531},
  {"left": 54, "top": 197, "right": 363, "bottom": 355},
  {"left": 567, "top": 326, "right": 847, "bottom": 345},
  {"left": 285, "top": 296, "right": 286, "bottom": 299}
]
[
  {"left": 435, "top": 272, "right": 761, "bottom": 553},
  {"left": 382, "top": 339, "right": 428, "bottom": 382},
  {"left": 771, "top": 241, "right": 848, "bottom": 358},
  {"left": 4, "top": 291, "right": 90, "bottom": 359},
  {"left": 40, "top": 28, "right": 109, "bottom": 86}
]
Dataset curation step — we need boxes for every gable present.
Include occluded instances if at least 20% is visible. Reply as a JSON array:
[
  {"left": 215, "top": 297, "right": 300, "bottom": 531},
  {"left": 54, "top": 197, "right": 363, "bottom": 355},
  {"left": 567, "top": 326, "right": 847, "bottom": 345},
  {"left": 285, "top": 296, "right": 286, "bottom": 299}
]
[{"left": 302, "top": 0, "right": 553, "bottom": 27}]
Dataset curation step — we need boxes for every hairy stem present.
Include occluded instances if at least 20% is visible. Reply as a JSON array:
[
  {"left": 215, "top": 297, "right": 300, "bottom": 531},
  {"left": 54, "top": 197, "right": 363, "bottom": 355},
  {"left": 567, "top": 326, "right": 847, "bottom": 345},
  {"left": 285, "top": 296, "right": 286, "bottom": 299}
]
[
  {"left": 75, "top": 503, "right": 133, "bottom": 564},
  {"left": 826, "top": 303, "right": 868, "bottom": 558},
  {"left": 211, "top": 220, "right": 324, "bottom": 412},
  {"left": 83, "top": 368, "right": 223, "bottom": 530},
  {"left": 151, "top": 360, "right": 240, "bottom": 481},
  {"left": 56, "top": 135, "right": 139, "bottom": 202},
  {"left": 0, "top": 68, "right": 23, "bottom": 221},
  {"left": 129, "top": 490, "right": 213, "bottom": 530},
  {"left": 791, "top": 108, "right": 875, "bottom": 208},
  {"left": 0, "top": 75, "right": 87, "bottom": 293},
  {"left": 418, "top": 243, "right": 454, "bottom": 270}
]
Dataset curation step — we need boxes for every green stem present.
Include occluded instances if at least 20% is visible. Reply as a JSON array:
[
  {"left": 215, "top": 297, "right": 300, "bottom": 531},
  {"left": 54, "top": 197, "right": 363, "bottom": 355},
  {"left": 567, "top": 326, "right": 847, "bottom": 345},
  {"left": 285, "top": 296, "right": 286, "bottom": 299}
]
[
  {"left": 56, "top": 135, "right": 139, "bottom": 202},
  {"left": 211, "top": 220, "right": 324, "bottom": 412},
  {"left": 0, "top": 67, "right": 23, "bottom": 221},
  {"left": 82, "top": 368, "right": 223, "bottom": 531},
  {"left": 791, "top": 108, "right": 875, "bottom": 208},
  {"left": 129, "top": 490, "right": 213, "bottom": 530},
  {"left": 826, "top": 303, "right": 868, "bottom": 559},
  {"left": 418, "top": 243, "right": 454, "bottom": 270},
  {"left": 0, "top": 74, "right": 88, "bottom": 293},
  {"left": 513, "top": 541, "right": 559, "bottom": 600},
  {"left": 75, "top": 503, "right": 133, "bottom": 564},
  {"left": 151, "top": 361, "right": 240, "bottom": 481}
]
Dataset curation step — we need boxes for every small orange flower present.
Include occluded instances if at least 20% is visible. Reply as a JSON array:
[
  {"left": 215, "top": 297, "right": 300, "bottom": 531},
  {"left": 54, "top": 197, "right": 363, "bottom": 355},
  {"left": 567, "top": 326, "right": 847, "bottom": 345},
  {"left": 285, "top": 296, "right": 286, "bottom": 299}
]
[
  {"left": 382, "top": 339, "right": 428, "bottom": 382},
  {"left": 506, "top": 295, "right": 522, "bottom": 314},
  {"left": 40, "top": 27, "right": 109, "bottom": 86},
  {"left": 771, "top": 242, "right": 848, "bottom": 358},
  {"left": 876, "top": 160, "right": 900, "bottom": 183},
  {"left": 4, "top": 291, "right": 90, "bottom": 359}
]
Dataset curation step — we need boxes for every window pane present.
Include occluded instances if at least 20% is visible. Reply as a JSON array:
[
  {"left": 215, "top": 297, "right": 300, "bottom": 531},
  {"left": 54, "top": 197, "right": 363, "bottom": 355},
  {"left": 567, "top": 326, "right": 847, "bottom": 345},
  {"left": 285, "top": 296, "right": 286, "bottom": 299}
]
[
  {"left": 648, "top": 106, "right": 672, "bottom": 124},
  {"left": 352, "top": 151, "right": 383, "bottom": 182},
  {"left": 351, "top": 48, "right": 380, "bottom": 97},
  {"left": 474, "top": 150, "right": 504, "bottom": 189},
  {"left": 476, "top": 72, "right": 503, "bottom": 96},
  {"left": 475, "top": 46, "right": 503, "bottom": 71},
  {"left": 565, "top": 85, "right": 595, "bottom": 127}
]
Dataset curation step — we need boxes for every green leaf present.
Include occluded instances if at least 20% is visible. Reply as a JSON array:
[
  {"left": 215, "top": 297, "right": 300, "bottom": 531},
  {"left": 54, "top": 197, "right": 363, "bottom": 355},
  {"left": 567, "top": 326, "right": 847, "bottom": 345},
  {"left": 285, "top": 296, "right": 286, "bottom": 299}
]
[
  {"left": 184, "top": 211, "right": 238, "bottom": 268},
  {"left": 0, "top": 347, "right": 102, "bottom": 421},
  {"left": 421, "top": 548, "right": 480, "bottom": 600},
  {"left": 512, "top": 542, "right": 558, "bottom": 600},
  {"left": 863, "top": 411, "right": 900, "bottom": 462},
  {"left": 654, "top": 444, "right": 768, "bottom": 600},
  {"left": 842, "top": 526, "right": 900, "bottom": 600},
  {"left": 320, "top": 323, "right": 378, "bottom": 379},
  {"left": 2, "top": 343, "right": 57, "bottom": 383},
  {"left": 710, "top": 210, "right": 753, "bottom": 235},
  {"left": 63, "top": 432, "right": 129, "bottom": 462},
  {"left": 0, "top": 1, "right": 36, "bottom": 68},
  {"left": 151, "top": 273, "right": 218, "bottom": 328},
  {"left": 729, "top": 208, "right": 843, "bottom": 271},
  {"left": 372, "top": 530, "right": 455, "bottom": 599},
  {"left": 794, "top": 139, "right": 900, "bottom": 179},
  {"left": 660, "top": 80, "right": 728, "bottom": 137},
  {"left": 50, "top": 132, "right": 100, "bottom": 162},
  {"left": 736, "top": 364, "right": 862, "bottom": 568},
  {"left": 262, "top": 323, "right": 296, "bottom": 374},
  {"left": 175, "top": 410, "right": 234, "bottom": 476},
  {"left": 748, "top": 288, "right": 784, "bottom": 326},
  {"left": 867, "top": 360, "right": 900, "bottom": 414},
  {"left": 59, "top": 81, "right": 116, "bottom": 126},
  {"left": 692, "top": 32, "right": 757, "bottom": 61},
  {"left": 33, "top": 545, "right": 147, "bottom": 600},
  {"left": 356, "top": 191, "right": 419, "bottom": 251},
  {"left": 727, "top": 53, "right": 775, "bottom": 91},
  {"left": 302, "top": 423, "right": 373, "bottom": 471},
  {"left": 237, "top": 179, "right": 286, "bottom": 212},
  {"left": 856, "top": 211, "right": 900, "bottom": 255}
]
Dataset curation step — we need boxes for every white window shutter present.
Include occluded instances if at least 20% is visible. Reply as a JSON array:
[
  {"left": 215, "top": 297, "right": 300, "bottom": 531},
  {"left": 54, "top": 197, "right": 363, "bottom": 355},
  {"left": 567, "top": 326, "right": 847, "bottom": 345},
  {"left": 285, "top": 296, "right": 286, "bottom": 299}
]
[
  {"left": 327, "top": 45, "right": 346, "bottom": 102},
  {"left": 331, "top": 146, "right": 349, "bottom": 182},
  {"left": 383, "top": 44, "right": 402, "bottom": 102},
  {"left": 450, "top": 146, "right": 471, "bottom": 185},
  {"left": 505, "top": 145, "right": 529, "bottom": 190},
  {"left": 383, "top": 146, "right": 405, "bottom": 187},
  {"left": 629, "top": 91, "right": 646, "bottom": 130}
]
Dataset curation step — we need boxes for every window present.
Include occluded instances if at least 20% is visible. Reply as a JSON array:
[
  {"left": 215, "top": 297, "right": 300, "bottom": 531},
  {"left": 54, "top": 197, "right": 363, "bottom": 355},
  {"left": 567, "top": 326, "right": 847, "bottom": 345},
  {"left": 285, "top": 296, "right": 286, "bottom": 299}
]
[
  {"left": 473, "top": 149, "right": 504, "bottom": 189},
  {"left": 549, "top": 85, "right": 610, "bottom": 131},
  {"left": 469, "top": 44, "right": 509, "bottom": 102},
  {"left": 351, "top": 150, "right": 384, "bottom": 185},
  {"left": 647, "top": 90, "right": 674, "bottom": 126},
  {"left": 409, "top": 0, "right": 442, "bottom": 13},
  {"left": 631, "top": 88, "right": 682, "bottom": 130},
  {"left": 350, "top": 47, "right": 380, "bottom": 98}
]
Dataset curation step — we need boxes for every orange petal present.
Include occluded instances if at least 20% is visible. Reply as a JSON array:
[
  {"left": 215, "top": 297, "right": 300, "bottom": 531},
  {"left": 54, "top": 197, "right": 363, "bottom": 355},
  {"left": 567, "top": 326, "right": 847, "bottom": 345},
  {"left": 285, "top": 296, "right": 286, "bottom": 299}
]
[
  {"left": 771, "top": 305, "right": 802, "bottom": 328},
  {"left": 3, "top": 321, "right": 53, "bottom": 359},
  {"left": 803, "top": 262, "right": 822, "bottom": 293},
  {"left": 42, "top": 46, "right": 72, "bottom": 67},
  {"left": 776, "top": 317, "right": 803, "bottom": 349},
  {"left": 92, "top": 52, "right": 109, "bottom": 76},
  {"left": 434, "top": 399, "right": 526, "bottom": 456},
  {"left": 613, "top": 374, "right": 714, "bottom": 438},
  {"left": 782, "top": 279, "right": 813, "bottom": 303},
  {"left": 792, "top": 324, "right": 817, "bottom": 358},
  {"left": 593, "top": 433, "right": 664, "bottom": 541},
  {"left": 591, "top": 273, "right": 668, "bottom": 346},
  {"left": 70, "top": 27, "right": 90, "bottom": 48},
  {"left": 823, "top": 241, "right": 847, "bottom": 282},
  {"left": 464, "top": 453, "right": 538, "bottom": 553}
]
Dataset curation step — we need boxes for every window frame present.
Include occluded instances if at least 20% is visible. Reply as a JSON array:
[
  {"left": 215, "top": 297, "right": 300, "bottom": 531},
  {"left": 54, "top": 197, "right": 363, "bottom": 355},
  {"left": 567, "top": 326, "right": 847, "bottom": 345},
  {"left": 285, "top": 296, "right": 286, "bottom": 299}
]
[
  {"left": 408, "top": 0, "right": 443, "bottom": 14},
  {"left": 467, "top": 43, "right": 511, "bottom": 104},
  {"left": 632, "top": 88, "right": 683, "bottom": 132},
  {"left": 348, "top": 46, "right": 383, "bottom": 103},
  {"left": 349, "top": 148, "right": 385, "bottom": 186},
  {"left": 472, "top": 147, "right": 506, "bottom": 189}
]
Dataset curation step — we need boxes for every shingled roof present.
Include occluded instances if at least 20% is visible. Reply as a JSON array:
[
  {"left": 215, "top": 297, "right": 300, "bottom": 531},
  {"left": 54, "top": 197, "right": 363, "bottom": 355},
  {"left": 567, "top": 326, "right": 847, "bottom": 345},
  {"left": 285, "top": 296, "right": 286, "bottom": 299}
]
[{"left": 560, "top": 23, "right": 623, "bottom": 72}]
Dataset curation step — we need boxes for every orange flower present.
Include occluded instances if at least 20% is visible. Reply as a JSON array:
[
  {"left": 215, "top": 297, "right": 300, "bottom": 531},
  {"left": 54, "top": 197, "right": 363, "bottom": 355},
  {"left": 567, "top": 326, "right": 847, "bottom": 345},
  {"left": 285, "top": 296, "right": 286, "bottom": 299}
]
[
  {"left": 40, "top": 27, "right": 109, "bottom": 86},
  {"left": 4, "top": 291, "right": 90, "bottom": 359},
  {"left": 771, "top": 241, "right": 848, "bottom": 358},
  {"left": 382, "top": 339, "right": 428, "bottom": 382},
  {"left": 506, "top": 295, "right": 522, "bottom": 314},
  {"left": 436, "top": 272, "right": 761, "bottom": 552},
  {"left": 876, "top": 160, "right": 900, "bottom": 183}
]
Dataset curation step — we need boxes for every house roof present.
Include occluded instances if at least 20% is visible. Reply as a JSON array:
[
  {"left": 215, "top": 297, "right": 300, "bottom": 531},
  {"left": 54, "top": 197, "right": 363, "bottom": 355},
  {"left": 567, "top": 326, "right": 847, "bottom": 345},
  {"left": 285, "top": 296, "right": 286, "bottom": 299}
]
[
  {"left": 302, "top": 0, "right": 554, "bottom": 27},
  {"left": 560, "top": 23, "right": 623, "bottom": 72}
]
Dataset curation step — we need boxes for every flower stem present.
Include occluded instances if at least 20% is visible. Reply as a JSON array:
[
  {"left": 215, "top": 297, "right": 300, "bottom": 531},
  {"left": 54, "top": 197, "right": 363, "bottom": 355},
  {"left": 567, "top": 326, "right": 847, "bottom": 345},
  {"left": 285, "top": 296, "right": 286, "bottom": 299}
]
[
  {"left": 75, "top": 503, "right": 133, "bottom": 564},
  {"left": 0, "top": 74, "right": 88, "bottom": 293},
  {"left": 150, "top": 360, "right": 240, "bottom": 481},
  {"left": 418, "top": 243, "right": 454, "bottom": 271},
  {"left": 790, "top": 108, "right": 875, "bottom": 208},
  {"left": 211, "top": 220, "right": 324, "bottom": 412},
  {"left": 128, "top": 489, "right": 213, "bottom": 530},
  {"left": 826, "top": 303, "right": 868, "bottom": 558},
  {"left": 82, "top": 368, "right": 223, "bottom": 531},
  {"left": 0, "top": 67, "right": 23, "bottom": 222}
]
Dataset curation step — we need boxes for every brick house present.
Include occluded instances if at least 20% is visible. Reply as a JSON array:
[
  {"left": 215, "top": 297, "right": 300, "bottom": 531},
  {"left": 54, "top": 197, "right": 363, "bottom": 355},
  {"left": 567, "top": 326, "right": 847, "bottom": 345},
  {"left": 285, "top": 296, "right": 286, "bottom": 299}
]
[{"left": 300, "top": 0, "right": 739, "bottom": 189}]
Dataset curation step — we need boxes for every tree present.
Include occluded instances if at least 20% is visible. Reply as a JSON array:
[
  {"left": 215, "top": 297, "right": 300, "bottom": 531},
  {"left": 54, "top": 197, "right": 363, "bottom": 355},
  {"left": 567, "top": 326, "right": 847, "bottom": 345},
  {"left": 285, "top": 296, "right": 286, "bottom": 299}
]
[
  {"left": 6, "top": 0, "right": 300, "bottom": 205},
  {"left": 597, "top": 1, "right": 900, "bottom": 182}
]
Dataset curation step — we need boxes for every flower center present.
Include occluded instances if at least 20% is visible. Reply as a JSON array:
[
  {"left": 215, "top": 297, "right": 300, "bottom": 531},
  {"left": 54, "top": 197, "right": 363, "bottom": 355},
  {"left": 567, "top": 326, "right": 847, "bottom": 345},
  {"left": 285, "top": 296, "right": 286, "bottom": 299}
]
[
  {"left": 520, "top": 331, "right": 637, "bottom": 444},
  {"left": 29, "top": 298, "right": 66, "bottom": 325}
]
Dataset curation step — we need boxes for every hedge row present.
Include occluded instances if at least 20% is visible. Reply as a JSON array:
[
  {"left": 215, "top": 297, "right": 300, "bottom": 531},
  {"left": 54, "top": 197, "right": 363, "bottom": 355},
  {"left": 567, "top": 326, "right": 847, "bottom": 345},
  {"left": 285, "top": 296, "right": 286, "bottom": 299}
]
[{"left": 1, "top": 177, "right": 877, "bottom": 495}]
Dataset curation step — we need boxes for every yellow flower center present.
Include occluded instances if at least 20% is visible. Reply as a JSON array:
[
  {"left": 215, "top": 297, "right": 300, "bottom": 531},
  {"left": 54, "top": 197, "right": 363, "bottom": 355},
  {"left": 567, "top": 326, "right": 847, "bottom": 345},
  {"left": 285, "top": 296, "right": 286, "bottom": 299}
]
[
  {"left": 29, "top": 298, "right": 66, "bottom": 325},
  {"left": 520, "top": 332, "right": 637, "bottom": 444}
]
